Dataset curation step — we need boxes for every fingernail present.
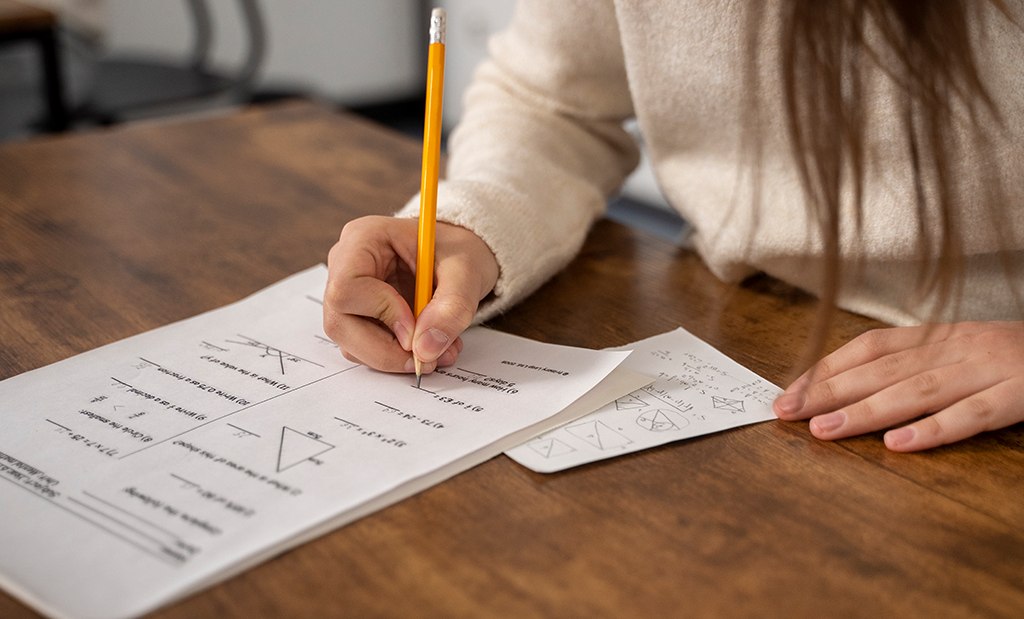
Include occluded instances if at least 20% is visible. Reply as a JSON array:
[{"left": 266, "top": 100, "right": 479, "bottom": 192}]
[
  {"left": 416, "top": 328, "right": 450, "bottom": 361},
  {"left": 403, "top": 356, "right": 416, "bottom": 373},
  {"left": 810, "top": 411, "right": 845, "bottom": 433},
  {"left": 393, "top": 321, "right": 412, "bottom": 351},
  {"left": 885, "top": 426, "right": 915, "bottom": 449},
  {"left": 774, "top": 392, "right": 805, "bottom": 417}
]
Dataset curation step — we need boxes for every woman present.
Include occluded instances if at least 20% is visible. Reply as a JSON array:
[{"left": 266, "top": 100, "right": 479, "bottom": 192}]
[{"left": 323, "top": 1, "right": 1024, "bottom": 452}]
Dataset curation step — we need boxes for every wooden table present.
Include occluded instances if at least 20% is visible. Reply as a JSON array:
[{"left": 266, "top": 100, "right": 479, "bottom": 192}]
[{"left": 0, "top": 101, "right": 1021, "bottom": 618}]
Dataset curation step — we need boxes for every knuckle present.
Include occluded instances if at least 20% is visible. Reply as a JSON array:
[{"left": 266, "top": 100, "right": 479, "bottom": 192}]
[
  {"left": 323, "top": 279, "right": 346, "bottom": 307},
  {"left": 963, "top": 395, "right": 996, "bottom": 428},
  {"left": 338, "top": 337, "right": 402, "bottom": 372},
  {"left": 432, "top": 295, "right": 477, "bottom": 328},
  {"left": 814, "top": 356, "right": 838, "bottom": 379},
  {"left": 876, "top": 352, "right": 906, "bottom": 378},
  {"left": 322, "top": 318, "right": 340, "bottom": 342},
  {"left": 339, "top": 216, "right": 375, "bottom": 240},
  {"left": 372, "top": 295, "right": 395, "bottom": 324},
  {"left": 908, "top": 371, "right": 942, "bottom": 398},
  {"left": 850, "top": 397, "right": 877, "bottom": 422},
  {"left": 338, "top": 216, "right": 394, "bottom": 249},
  {"left": 856, "top": 328, "right": 891, "bottom": 359},
  {"left": 357, "top": 349, "right": 383, "bottom": 368},
  {"left": 324, "top": 268, "right": 362, "bottom": 307},
  {"left": 322, "top": 308, "right": 344, "bottom": 341},
  {"left": 916, "top": 415, "right": 944, "bottom": 441},
  {"left": 813, "top": 378, "right": 843, "bottom": 407},
  {"left": 839, "top": 399, "right": 877, "bottom": 431},
  {"left": 361, "top": 347, "right": 404, "bottom": 373}
]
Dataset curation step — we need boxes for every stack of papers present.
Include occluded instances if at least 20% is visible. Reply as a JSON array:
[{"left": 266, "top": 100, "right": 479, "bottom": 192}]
[
  {"left": 0, "top": 265, "right": 780, "bottom": 618},
  {"left": 507, "top": 328, "right": 780, "bottom": 472},
  {"left": 0, "top": 266, "right": 643, "bottom": 619}
]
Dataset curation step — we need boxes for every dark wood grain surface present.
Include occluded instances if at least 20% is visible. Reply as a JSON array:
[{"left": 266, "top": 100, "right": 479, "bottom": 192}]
[{"left": 0, "top": 101, "right": 1020, "bottom": 618}]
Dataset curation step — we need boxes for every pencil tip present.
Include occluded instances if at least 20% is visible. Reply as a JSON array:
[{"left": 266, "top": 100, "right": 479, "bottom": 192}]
[{"left": 416, "top": 374, "right": 422, "bottom": 389}]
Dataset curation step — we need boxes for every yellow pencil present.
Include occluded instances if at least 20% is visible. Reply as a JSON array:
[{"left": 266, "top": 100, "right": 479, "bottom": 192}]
[{"left": 414, "top": 7, "right": 446, "bottom": 388}]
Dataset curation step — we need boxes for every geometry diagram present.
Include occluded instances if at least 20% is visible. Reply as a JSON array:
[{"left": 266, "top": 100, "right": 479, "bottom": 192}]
[
  {"left": 711, "top": 396, "right": 745, "bottom": 414},
  {"left": 277, "top": 427, "right": 334, "bottom": 472},
  {"left": 225, "top": 335, "right": 324, "bottom": 376},
  {"left": 614, "top": 393, "right": 648, "bottom": 411},
  {"left": 565, "top": 420, "right": 632, "bottom": 450},
  {"left": 636, "top": 409, "right": 688, "bottom": 432},
  {"left": 527, "top": 437, "right": 576, "bottom": 459}
]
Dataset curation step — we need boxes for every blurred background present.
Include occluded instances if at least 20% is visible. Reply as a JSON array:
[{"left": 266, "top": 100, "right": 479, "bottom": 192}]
[{"left": 0, "top": 0, "right": 682, "bottom": 239}]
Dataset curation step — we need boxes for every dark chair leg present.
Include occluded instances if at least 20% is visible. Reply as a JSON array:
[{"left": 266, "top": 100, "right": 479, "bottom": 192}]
[{"left": 38, "top": 28, "right": 69, "bottom": 132}]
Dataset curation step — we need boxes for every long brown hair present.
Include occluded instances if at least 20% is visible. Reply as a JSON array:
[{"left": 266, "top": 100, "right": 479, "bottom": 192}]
[{"left": 747, "top": 0, "right": 1020, "bottom": 364}]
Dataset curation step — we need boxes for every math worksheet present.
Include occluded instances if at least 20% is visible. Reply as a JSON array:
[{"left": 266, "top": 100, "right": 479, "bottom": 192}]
[
  {"left": 0, "top": 266, "right": 642, "bottom": 619},
  {"left": 506, "top": 328, "right": 781, "bottom": 473}
]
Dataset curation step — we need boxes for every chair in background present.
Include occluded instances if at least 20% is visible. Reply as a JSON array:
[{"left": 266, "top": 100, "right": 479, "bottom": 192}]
[
  {"left": 72, "top": 0, "right": 266, "bottom": 125},
  {"left": 0, "top": 0, "right": 68, "bottom": 133}
]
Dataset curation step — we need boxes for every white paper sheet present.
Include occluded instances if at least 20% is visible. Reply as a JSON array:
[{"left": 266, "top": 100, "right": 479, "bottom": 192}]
[
  {"left": 0, "top": 265, "right": 644, "bottom": 619},
  {"left": 506, "top": 328, "right": 780, "bottom": 472}
]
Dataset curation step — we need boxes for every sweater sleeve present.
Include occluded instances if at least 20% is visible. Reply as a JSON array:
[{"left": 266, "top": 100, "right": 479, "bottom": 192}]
[{"left": 396, "top": 0, "right": 640, "bottom": 321}]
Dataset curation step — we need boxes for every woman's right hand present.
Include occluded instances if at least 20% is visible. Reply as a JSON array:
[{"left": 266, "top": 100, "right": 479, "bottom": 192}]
[{"left": 323, "top": 215, "right": 499, "bottom": 375}]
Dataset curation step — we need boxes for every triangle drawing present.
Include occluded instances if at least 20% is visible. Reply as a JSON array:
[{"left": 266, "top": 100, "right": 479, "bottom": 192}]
[
  {"left": 637, "top": 409, "right": 684, "bottom": 432},
  {"left": 566, "top": 420, "right": 633, "bottom": 450},
  {"left": 277, "top": 426, "right": 335, "bottom": 472},
  {"left": 528, "top": 437, "right": 576, "bottom": 459},
  {"left": 614, "top": 393, "right": 648, "bottom": 410}
]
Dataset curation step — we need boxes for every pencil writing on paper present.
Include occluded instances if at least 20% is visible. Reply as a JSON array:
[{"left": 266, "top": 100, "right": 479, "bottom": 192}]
[
  {"left": 0, "top": 265, "right": 633, "bottom": 619},
  {"left": 414, "top": 7, "right": 447, "bottom": 387}
]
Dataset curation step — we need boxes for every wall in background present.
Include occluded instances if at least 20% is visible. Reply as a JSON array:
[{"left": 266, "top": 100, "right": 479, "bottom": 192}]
[
  {"left": 12, "top": 0, "right": 671, "bottom": 213},
  {"left": 100, "top": 0, "right": 422, "bottom": 104}
]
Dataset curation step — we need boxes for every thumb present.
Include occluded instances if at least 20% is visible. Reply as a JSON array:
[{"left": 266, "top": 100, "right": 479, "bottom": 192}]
[
  {"left": 413, "top": 294, "right": 477, "bottom": 364},
  {"left": 412, "top": 283, "right": 480, "bottom": 366},
  {"left": 411, "top": 221, "right": 498, "bottom": 366}
]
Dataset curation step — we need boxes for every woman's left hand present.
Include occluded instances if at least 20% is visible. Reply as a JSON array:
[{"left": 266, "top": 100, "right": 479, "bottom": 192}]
[{"left": 773, "top": 321, "right": 1024, "bottom": 451}]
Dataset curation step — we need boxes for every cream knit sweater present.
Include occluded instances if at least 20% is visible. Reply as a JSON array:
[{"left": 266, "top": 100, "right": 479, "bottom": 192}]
[{"left": 398, "top": 0, "right": 1024, "bottom": 326}]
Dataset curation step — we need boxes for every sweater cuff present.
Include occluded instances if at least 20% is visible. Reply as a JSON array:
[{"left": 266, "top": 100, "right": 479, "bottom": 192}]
[{"left": 396, "top": 178, "right": 599, "bottom": 323}]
